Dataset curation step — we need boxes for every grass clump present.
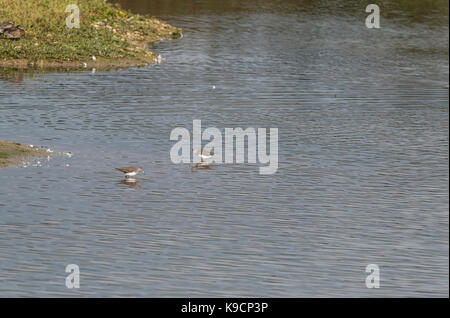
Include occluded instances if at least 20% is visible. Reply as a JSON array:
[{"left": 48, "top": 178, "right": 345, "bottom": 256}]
[{"left": 0, "top": 0, "right": 181, "bottom": 69}]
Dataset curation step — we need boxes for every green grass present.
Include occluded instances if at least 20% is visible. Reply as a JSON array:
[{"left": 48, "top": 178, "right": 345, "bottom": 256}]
[{"left": 0, "top": 0, "right": 181, "bottom": 66}]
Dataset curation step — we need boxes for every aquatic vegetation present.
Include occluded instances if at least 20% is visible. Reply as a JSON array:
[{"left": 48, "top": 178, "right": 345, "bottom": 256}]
[{"left": 0, "top": 0, "right": 181, "bottom": 69}]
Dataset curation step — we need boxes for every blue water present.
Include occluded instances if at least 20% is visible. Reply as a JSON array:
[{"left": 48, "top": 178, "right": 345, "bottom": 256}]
[{"left": 0, "top": 0, "right": 448, "bottom": 296}]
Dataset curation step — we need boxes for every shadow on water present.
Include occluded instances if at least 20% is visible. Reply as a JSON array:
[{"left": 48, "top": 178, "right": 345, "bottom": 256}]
[
  {"left": 114, "top": 0, "right": 449, "bottom": 24},
  {"left": 0, "top": 69, "right": 24, "bottom": 83}
]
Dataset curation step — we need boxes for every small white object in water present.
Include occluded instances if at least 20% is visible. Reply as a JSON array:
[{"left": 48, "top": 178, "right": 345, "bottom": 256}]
[
  {"left": 46, "top": 149, "right": 53, "bottom": 153},
  {"left": 92, "top": 68, "right": 96, "bottom": 74},
  {"left": 212, "top": 85, "right": 216, "bottom": 89},
  {"left": 29, "top": 145, "right": 34, "bottom": 148},
  {"left": 83, "top": 62, "right": 87, "bottom": 68},
  {"left": 156, "top": 55, "right": 163, "bottom": 64},
  {"left": 64, "top": 152, "right": 73, "bottom": 158},
  {"left": 92, "top": 56, "right": 96, "bottom": 61},
  {"left": 66, "top": 164, "right": 70, "bottom": 167}
]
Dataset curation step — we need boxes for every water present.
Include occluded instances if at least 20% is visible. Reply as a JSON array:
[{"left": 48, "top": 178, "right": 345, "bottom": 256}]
[{"left": 0, "top": 0, "right": 448, "bottom": 297}]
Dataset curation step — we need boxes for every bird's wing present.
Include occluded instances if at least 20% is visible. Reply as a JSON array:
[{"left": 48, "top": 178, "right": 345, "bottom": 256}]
[{"left": 116, "top": 167, "right": 136, "bottom": 173}]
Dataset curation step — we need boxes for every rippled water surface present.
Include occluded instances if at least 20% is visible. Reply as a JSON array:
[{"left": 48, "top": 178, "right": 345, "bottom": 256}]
[{"left": 0, "top": 0, "right": 448, "bottom": 297}]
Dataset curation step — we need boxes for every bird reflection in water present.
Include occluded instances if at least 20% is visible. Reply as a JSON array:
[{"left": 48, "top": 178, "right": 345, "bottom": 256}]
[
  {"left": 119, "top": 178, "right": 141, "bottom": 188},
  {"left": 192, "top": 163, "right": 212, "bottom": 172}
]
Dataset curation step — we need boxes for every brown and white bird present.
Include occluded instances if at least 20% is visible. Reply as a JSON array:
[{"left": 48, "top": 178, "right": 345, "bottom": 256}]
[
  {"left": 5, "top": 26, "right": 25, "bottom": 39},
  {"left": 0, "top": 22, "right": 25, "bottom": 39},
  {"left": 0, "top": 21, "right": 15, "bottom": 34},
  {"left": 116, "top": 166, "right": 143, "bottom": 178}
]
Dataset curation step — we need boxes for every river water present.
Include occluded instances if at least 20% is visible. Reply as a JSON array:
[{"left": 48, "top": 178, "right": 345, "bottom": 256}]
[{"left": 0, "top": 0, "right": 448, "bottom": 297}]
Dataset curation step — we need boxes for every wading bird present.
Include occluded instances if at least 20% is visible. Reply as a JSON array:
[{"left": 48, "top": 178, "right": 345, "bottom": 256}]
[
  {"left": 116, "top": 166, "right": 144, "bottom": 178},
  {"left": 193, "top": 149, "right": 214, "bottom": 167}
]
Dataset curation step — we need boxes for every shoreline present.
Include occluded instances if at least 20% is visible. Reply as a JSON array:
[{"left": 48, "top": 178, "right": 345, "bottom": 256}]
[
  {"left": 0, "top": 0, "right": 181, "bottom": 71},
  {"left": 0, "top": 141, "right": 49, "bottom": 168},
  {"left": 0, "top": 55, "right": 160, "bottom": 71}
]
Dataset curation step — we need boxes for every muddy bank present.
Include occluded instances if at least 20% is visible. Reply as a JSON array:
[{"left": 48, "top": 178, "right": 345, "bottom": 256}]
[{"left": 0, "top": 141, "right": 50, "bottom": 168}]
